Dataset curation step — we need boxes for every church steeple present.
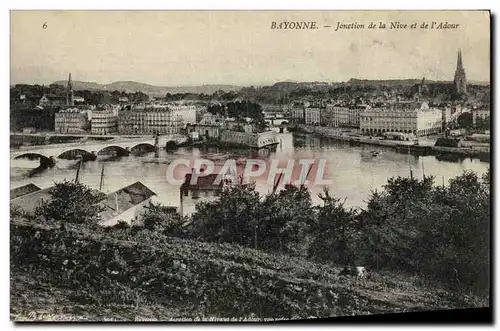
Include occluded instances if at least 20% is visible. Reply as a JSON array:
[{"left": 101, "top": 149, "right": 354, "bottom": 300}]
[
  {"left": 453, "top": 49, "right": 467, "bottom": 95},
  {"left": 457, "top": 49, "right": 463, "bottom": 70},
  {"left": 66, "top": 73, "right": 74, "bottom": 106}
]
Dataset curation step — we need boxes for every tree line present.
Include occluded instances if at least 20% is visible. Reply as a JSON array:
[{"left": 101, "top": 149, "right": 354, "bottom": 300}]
[{"left": 10, "top": 84, "right": 149, "bottom": 106}]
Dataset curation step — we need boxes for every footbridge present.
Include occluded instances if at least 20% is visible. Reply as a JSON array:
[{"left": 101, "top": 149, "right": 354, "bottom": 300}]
[{"left": 10, "top": 134, "right": 187, "bottom": 166}]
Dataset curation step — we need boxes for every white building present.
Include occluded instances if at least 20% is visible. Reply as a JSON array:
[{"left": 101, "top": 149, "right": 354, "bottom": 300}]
[
  {"left": 73, "top": 96, "right": 85, "bottom": 103},
  {"left": 360, "top": 101, "right": 443, "bottom": 136},
  {"left": 304, "top": 107, "right": 321, "bottom": 125},
  {"left": 55, "top": 108, "right": 90, "bottom": 134},
  {"left": 91, "top": 110, "right": 118, "bottom": 135},
  {"left": 322, "top": 105, "right": 365, "bottom": 128},
  {"left": 291, "top": 106, "right": 305, "bottom": 123},
  {"left": 173, "top": 106, "right": 197, "bottom": 127}
]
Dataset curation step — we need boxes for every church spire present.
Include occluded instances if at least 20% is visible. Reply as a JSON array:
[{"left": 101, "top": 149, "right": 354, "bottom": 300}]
[
  {"left": 457, "top": 49, "right": 463, "bottom": 70},
  {"left": 66, "top": 73, "right": 74, "bottom": 106},
  {"left": 453, "top": 49, "right": 467, "bottom": 95}
]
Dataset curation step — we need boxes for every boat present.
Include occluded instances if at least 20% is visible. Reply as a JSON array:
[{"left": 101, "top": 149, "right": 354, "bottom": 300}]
[{"left": 370, "top": 150, "right": 382, "bottom": 157}]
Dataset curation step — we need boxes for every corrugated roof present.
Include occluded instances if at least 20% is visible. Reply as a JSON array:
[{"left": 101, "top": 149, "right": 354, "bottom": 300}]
[
  {"left": 10, "top": 183, "right": 42, "bottom": 200},
  {"left": 10, "top": 186, "right": 54, "bottom": 214}
]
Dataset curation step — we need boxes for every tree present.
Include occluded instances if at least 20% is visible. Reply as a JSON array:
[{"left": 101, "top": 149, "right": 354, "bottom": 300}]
[
  {"left": 34, "top": 180, "right": 106, "bottom": 225},
  {"left": 188, "top": 184, "right": 261, "bottom": 246},
  {"left": 258, "top": 185, "right": 316, "bottom": 255},
  {"left": 457, "top": 112, "right": 473, "bottom": 129},
  {"left": 308, "top": 188, "right": 358, "bottom": 264},
  {"left": 140, "top": 201, "right": 184, "bottom": 235}
]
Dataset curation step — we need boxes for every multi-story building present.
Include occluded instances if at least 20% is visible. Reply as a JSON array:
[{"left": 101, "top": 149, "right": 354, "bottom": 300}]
[
  {"left": 322, "top": 105, "right": 353, "bottom": 127},
  {"left": 290, "top": 106, "right": 305, "bottom": 123},
  {"left": 471, "top": 108, "right": 490, "bottom": 126},
  {"left": 360, "top": 101, "right": 442, "bottom": 137},
  {"left": 194, "top": 113, "right": 224, "bottom": 139},
  {"left": 171, "top": 105, "right": 197, "bottom": 126},
  {"left": 55, "top": 108, "right": 90, "bottom": 133},
  {"left": 118, "top": 107, "right": 182, "bottom": 135},
  {"left": 91, "top": 110, "right": 117, "bottom": 135},
  {"left": 304, "top": 107, "right": 321, "bottom": 125}
]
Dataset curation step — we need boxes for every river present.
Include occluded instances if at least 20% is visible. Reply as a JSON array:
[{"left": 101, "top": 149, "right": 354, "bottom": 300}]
[{"left": 10, "top": 131, "right": 489, "bottom": 215}]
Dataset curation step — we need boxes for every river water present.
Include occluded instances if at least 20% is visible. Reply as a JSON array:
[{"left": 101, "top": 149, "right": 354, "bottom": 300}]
[{"left": 10, "top": 131, "right": 489, "bottom": 215}]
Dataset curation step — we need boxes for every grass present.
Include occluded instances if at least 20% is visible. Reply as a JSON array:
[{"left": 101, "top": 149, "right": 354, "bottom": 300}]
[{"left": 10, "top": 219, "right": 488, "bottom": 321}]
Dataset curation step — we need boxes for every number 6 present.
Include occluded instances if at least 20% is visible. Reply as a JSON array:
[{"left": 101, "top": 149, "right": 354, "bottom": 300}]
[{"left": 43, "top": 22, "right": 47, "bottom": 29}]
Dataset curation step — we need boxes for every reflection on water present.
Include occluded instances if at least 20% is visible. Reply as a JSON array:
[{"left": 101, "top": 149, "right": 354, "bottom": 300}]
[{"left": 10, "top": 132, "right": 489, "bottom": 215}]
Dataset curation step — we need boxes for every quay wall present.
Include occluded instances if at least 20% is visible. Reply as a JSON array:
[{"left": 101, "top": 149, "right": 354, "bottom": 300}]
[{"left": 293, "top": 125, "right": 489, "bottom": 160}]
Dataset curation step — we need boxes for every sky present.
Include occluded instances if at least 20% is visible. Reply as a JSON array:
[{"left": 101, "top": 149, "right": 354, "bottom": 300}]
[{"left": 10, "top": 10, "right": 490, "bottom": 86}]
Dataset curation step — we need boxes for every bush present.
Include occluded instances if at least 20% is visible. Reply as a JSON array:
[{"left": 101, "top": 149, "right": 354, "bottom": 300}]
[{"left": 33, "top": 180, "right": 106, "bottom": 225}]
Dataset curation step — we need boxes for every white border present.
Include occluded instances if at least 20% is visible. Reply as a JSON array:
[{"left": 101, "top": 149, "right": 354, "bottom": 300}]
[{"left": 2, "top": 1, "right": 498, "bottom": 330}]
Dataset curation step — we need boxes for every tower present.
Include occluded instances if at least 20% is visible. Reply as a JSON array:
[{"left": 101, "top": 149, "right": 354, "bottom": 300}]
[
  {"left": 453, "top": 49, "right": 467, "bottom": 94},
  {"left": 66, "top": 73, "right": 74, "bottom": 106}
]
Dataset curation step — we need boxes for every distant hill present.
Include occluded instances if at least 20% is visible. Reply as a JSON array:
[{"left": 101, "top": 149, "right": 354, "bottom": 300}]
[
  {"left": 347, "top": 78, "right": 490, "bottom": 86},
  {"left": 347, "top": 78, "right": 443, "bottom": 85},
  {"left": 51, "top": 80, "right": 242, "bottom": 96}
]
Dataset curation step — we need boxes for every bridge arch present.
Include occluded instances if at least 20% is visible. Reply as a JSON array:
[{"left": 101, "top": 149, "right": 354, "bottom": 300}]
[
  {"left": 97, "top": 145, "right": 130, "bottom": 156},
  {"left": 57, "top": 148, "right": 95, "bottom": 160},
  {"left": 12, "top": 153, "right": 53, "bottom": 167},
  {"left": 131, "top": 143, "right": 156, "bottom": 153}
]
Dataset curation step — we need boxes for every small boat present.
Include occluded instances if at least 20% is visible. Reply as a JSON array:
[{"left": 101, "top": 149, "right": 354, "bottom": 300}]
[{"left": 370, "top": 150, "right": 382, "bottom": 157}]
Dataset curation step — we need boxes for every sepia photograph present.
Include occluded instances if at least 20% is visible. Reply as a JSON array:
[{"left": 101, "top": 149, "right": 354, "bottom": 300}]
[{"left": 9, "top": 10, "right": 491, "bottom": 322}]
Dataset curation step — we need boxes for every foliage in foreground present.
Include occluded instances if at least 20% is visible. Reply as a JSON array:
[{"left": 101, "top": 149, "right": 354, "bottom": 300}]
[
  {"left": 186, "top": 170, "right": 490, "bottom": 296},
  {"left": 10, "top": 219, "right": 484, "bottom": 320}
]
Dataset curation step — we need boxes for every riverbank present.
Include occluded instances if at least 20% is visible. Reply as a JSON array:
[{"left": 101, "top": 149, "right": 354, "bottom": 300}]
[{"left": 291, "top": 125, "right": 490, "bottom": 161}]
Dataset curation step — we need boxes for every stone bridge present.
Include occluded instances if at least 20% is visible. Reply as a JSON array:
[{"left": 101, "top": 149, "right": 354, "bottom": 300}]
[{"left": 10, "top": 134, "right": 187, "bottom": 166}]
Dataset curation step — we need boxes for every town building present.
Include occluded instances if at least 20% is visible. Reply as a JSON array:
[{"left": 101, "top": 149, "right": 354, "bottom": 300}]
[
  {"left": 180, "top": 170, "right": 238, "bottom": 217},
  {"left": 471, "top": 108, "right": 490, "bottom": 126},
  {"left": 304, "top": 107, "right": 321, "bottom": 125},
  {"left": 454, "top": 49, "right": 467, "bottom": 95},
  {"left": 73, "top": 96, "right": 85, "bottom": 104},
  {"left": 360, "top": 101, "right": 443, "bottom": 136},
  {"left": 118, "top": 106, "right": 182, "bottom": 135},
  {"left": 219, "top": 130, "right": 278, "bottom": 148},
  {"left": 91, "top": 110, "right": 118, "bottom": 135},
  {"left": 193, "top": 112, "right": 224, "bottom": 139},
  {"left": 170, "top": 105, "right": 197, "bottom": 126},
  {"left": 55, "top": 108, "right": 90, "bottom": 133},
  {"left": 290, "top": 106, "right": 305, "bottom": 123},
  {"left": 39, "top": 95, "right": 66, "bottom": 108},
  {"left": 322, "top": 105, "right": 362, "bottom": 128}
]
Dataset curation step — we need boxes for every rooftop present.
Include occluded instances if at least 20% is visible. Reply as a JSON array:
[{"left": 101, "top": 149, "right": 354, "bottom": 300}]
[
  {"left": 181, "top": 172, "right": 226, "bottom": 191},
  {"left": 100, "top": 181, "right": 156, "bottom": 221},
  {"left": 10, "top": 183, "right": 42, "bottom": 200},
  {"left": 10, "top": 186, "right": 54, "bottom": 214}
]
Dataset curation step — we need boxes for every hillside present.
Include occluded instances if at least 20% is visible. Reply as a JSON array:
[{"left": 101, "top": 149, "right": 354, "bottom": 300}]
[
  {"left": 52, "top": 80, "right": 242, "bottom": 96},
  {"left": 10, "top": 218, "right": 486, "bottom": 321}
]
